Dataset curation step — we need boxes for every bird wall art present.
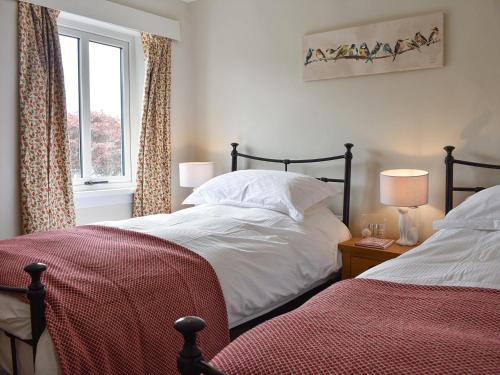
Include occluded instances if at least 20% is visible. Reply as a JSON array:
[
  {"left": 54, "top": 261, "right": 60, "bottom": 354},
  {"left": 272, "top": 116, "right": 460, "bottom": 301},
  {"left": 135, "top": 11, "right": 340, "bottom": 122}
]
[{"left": 303, "top": 12, "right": 444, "bottom": 81}]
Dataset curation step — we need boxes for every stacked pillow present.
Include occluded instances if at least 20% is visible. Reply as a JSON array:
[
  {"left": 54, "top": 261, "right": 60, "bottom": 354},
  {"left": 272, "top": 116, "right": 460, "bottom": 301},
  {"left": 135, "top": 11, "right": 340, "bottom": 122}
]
[{"left": 183, "top": 170, "right": 337, "bottom": 221}]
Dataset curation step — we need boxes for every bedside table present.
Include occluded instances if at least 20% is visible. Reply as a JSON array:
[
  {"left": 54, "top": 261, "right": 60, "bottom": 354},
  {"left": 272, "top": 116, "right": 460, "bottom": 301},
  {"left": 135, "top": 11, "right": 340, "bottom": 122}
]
[{"left": 338, "top": 237, "right": 416, "bottom": 280}]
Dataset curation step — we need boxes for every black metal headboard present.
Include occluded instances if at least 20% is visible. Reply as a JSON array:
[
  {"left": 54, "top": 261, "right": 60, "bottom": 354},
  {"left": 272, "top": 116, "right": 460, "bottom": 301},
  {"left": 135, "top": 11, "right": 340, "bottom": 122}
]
[
  {"left": 230, "top": 142, "right": 353, "bottom": 227},
  {"left": 444, "top": 145, "right": 500, "bottom": 214}
]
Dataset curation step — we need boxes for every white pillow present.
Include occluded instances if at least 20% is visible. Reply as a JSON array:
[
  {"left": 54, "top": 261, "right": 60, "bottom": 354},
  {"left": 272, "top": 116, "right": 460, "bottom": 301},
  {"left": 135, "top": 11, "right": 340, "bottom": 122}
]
[
  {"left": 433, "top": 185, "right": 500, "bottom": 231},
  {"left": 183, "top": 170, "right": 337, "bottom": 221}
]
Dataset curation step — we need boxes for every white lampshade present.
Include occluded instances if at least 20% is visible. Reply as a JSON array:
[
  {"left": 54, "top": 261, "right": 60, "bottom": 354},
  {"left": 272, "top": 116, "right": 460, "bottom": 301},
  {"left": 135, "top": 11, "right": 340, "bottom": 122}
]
[
  {"left": 179, "top": 162, "right": 215, "bottom": 188},
  {"left": 380, "top": 169, "right": 429, "bottom": 207}
]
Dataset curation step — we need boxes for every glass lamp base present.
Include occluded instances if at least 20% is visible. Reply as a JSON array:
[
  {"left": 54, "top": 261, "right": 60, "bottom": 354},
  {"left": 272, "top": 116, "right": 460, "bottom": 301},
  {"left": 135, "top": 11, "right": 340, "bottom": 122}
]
[{"left": 396, "top": 208, "right": 419, "bottom": 246}]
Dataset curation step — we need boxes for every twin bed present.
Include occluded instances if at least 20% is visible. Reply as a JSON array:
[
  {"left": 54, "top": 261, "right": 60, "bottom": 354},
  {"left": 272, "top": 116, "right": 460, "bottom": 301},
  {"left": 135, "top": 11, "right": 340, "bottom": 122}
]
[
  {"left": 1, "top": 144, "right": 499, "bottom": 374},
  {"left": 0, "top": 143, "right": 353, "bottom": 375}
]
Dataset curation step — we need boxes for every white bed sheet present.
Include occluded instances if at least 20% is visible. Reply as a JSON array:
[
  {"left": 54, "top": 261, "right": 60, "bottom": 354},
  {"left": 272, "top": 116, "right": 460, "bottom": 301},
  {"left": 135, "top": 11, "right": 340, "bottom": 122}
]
[
  {"left": 359, "top": 228, "right": 500, "bottom": 290},
  {"left": 0, "top": 204, "right": 350, "bottom": 374},
  {"left": 100, "top": 204, "right": 349, "bottom": 327}
]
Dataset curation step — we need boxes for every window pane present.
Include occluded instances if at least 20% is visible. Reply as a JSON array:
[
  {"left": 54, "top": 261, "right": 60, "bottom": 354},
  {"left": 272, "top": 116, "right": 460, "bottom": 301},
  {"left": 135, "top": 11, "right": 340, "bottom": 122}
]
[
  {"left": 89, "top": 41, "right": 124, "bottom": 178},
  {"left": 59, "top": 35, "right": 82, "bottom": 179}
]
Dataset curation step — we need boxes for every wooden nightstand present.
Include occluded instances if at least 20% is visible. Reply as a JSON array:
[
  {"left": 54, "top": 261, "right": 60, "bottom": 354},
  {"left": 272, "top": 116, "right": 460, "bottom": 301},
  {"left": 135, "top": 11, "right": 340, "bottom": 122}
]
[{"left": 338, "top": 237, "right": 416, "bottom": 280}]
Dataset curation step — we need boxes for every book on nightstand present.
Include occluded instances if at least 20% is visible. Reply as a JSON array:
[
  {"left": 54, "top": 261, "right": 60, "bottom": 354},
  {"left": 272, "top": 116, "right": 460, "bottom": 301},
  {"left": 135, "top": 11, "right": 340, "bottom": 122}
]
[{"left": 355, "top": 237, "right": 395, "bottom": 249}]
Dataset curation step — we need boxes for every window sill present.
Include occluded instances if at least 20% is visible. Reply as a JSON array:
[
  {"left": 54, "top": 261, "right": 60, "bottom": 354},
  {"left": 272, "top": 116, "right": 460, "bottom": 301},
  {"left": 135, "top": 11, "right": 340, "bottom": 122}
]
[{"left": 74, "top": 187, "right": 135, "bottom": 209}]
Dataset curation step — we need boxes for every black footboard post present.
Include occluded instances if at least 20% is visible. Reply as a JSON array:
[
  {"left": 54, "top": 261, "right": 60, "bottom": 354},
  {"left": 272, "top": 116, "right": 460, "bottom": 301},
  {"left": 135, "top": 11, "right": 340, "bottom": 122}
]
[
  {"left": 24, "top": 263, "right": 47, "bottom": 364},
  {"left": 444, "top": 145, "right": 455, "bottom": 214},
  {"left": 175, "top": 316, "right": 206, "bottom": 375},
  {"left": 343, "top": 143, "right": 353, "bottom": 227},
  {"left": 175, "top": 317, "right": 227, "bottom": 375},
  {"left": 231, "top": 143, "right": 239, "bottom": 172}
]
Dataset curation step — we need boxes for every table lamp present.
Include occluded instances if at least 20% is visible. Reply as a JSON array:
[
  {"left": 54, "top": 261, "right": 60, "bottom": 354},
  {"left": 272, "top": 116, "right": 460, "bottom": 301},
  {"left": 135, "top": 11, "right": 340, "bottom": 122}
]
[
  {"left": 179, "top": 162, "right": 215, "bottom": 189},
  {"left": 380, "top": 169, "right": 429, "bottom": 246}
]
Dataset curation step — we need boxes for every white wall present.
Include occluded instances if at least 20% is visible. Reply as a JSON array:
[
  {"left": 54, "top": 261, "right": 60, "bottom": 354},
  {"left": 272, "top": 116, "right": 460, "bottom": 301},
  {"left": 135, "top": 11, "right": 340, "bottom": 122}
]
[
  {"left": 0, "top": 0, "right": 20, "bottom": 239},
  {"left": 0, "top": 0, "right": 196, "bottom": 236},
  {"left": 188, "top": 0, "right": 500, "bottom": 239}
]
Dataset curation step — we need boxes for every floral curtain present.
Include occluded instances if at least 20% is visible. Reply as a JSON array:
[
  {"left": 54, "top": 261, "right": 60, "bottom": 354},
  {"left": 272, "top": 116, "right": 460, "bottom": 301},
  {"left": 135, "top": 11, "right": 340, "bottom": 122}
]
[
  {"left": 133, "top": 33, "right": 172, "bottom": 217},
  {"left": 18, "top": 1, "right": 75, "bottom": 234}
]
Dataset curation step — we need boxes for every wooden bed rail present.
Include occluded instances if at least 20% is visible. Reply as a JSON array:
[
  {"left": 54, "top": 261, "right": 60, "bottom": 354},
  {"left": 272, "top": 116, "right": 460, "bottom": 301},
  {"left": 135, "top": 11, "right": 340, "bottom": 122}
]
[
  {"left": 175, "top": 317, "right": 227, "bottom": 375},
  {"left": 0, "top": 263, "right": 47, "bottom": 375}
]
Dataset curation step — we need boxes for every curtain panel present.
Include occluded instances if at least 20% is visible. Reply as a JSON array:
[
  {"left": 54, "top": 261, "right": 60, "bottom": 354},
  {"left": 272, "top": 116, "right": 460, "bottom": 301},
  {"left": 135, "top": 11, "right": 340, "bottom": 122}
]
[
  {"left": 18, "top": 1, "right": 76, "bottom": 233},
  {"left": 133, "top": 33, "right": 172, "bottom": 217}
]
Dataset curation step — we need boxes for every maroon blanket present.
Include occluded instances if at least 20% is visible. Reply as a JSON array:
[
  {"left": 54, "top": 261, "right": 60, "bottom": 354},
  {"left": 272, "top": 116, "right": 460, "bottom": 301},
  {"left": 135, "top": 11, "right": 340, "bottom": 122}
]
[
  {"left": 0, "top": 225, "right": 229, "bottom": 374},
  {"left": 211, "top": 279, "right": 500, "bottom": 374}
]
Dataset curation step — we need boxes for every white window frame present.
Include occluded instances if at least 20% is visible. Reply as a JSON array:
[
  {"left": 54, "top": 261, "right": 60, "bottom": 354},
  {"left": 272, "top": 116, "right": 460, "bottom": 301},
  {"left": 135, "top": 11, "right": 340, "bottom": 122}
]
[{"left": 58, "top": 17, "right": 138, "bottom": 192}]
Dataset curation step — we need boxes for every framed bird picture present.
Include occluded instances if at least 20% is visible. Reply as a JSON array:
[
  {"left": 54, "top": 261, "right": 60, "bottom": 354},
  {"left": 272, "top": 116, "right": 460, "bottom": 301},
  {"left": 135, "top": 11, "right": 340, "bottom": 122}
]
[{"left": 303, "top": 12, "right": 444, "bottom": 81}]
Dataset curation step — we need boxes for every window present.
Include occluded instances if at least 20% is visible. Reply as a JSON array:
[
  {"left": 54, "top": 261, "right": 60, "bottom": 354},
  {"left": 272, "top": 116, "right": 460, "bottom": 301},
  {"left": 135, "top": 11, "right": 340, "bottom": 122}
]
[{"left": 59, "top": 25, "right": 132, "bottom": 187}]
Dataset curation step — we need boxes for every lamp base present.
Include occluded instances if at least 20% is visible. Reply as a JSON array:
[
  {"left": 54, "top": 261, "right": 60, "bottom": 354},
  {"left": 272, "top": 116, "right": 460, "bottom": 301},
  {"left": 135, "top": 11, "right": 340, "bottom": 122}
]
[{"left": 396, "top": 208, "right": 419, "bottom": 246}]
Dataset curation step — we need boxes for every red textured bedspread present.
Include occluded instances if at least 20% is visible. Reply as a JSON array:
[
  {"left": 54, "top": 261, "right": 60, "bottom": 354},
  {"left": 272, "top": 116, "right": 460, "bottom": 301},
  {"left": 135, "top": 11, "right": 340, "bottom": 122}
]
[
  {"left": 211, "top": 279, "right": 500, "bottom": 374},
  {"left": 0, "top": 225, "right": 229, "bottom": 374}
]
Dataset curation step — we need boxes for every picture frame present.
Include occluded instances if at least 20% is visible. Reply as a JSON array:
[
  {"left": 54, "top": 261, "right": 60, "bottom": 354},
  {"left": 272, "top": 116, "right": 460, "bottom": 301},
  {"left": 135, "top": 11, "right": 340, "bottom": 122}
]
[{"left": 303, "top": 12, "right": 444, "bottom": 81}]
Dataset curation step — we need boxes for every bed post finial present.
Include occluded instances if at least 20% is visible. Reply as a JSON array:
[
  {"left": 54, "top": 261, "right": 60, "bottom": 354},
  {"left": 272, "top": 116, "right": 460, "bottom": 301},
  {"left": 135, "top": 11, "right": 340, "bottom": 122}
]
[
  {"left": 231, "top": 143, "right": 239, "bottom": 172},
  {"left": 24, "top": 263, "right": 47, "bottom": 364},
  {"left": 444, "top": 146, "right": 455, "bottom": 215},
  {"left": 444, "top": 145, "right": 455, "bottom": 157},
  {"left": 344, "top": 143, "right": 354, "bottom": 154},
  {"left": 175, "top": 316, "right": 207, "bottom": 375},
  {"left": 24, "top": 263, "right": 46, "bottom": 289},
  {"left": 343, "top": 143, "right": 353, "bottom": 228}
]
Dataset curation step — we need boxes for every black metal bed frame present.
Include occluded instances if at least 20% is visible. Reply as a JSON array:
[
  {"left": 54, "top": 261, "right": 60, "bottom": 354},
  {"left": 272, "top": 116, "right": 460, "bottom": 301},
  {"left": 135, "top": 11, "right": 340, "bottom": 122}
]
[
  {"left": 0, "top": 263, "right": 47, "bottom": 375},
  {"left": 174, "top": 145, "right": 500, "bottom": 375},
  {"left": 231, "top": 142, "right": 353, "bottom": 227},
  {"left": 444, "top": 145, "right": 500, "bottom": 214},
  {"left": 0, "top": 142, "right": 353, "bottom": 375}
]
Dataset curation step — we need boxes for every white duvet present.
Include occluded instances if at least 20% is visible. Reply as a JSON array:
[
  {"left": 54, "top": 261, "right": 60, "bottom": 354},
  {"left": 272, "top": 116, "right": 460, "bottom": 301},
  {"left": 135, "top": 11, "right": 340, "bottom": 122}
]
[
  {"left": 360, "top": 228, "right": 500, "bottom": 290},
  {"left": 0, "top": 204, "right": 350, "bottom": 375},
  {"left": 99, "top": 204, "right": 349, "bottom": 327}
]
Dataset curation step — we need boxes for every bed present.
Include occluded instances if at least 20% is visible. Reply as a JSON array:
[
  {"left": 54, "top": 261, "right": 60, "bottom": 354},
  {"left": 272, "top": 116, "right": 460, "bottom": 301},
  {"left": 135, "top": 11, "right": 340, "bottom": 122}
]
[
  {"left": 174, "top": 145, "right": 500, "bottom": 375},
  {"left": 0, "top": 142, "right": 354, "bottom": 375}
]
